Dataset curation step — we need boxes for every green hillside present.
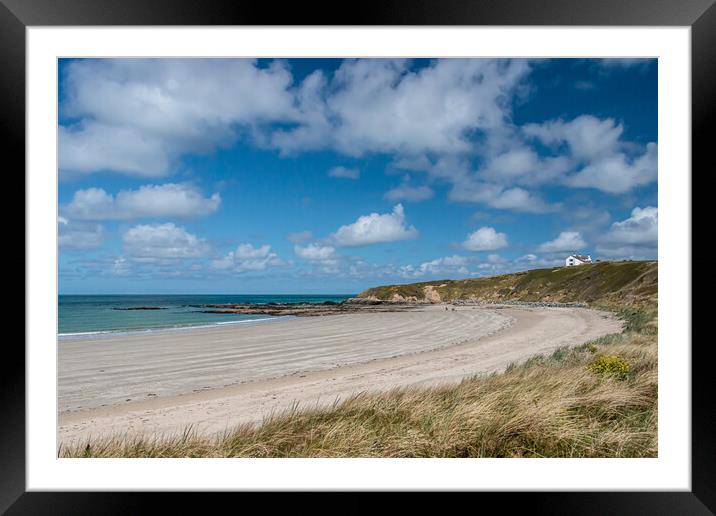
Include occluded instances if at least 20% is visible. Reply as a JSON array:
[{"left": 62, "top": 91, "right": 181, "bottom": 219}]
[{"left": 357, "top": 260, "right": 657, "bottom": 306}]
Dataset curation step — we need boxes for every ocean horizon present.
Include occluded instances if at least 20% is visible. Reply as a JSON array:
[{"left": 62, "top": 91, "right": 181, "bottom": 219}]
[{"left": 58, "top": 294, "right": 355, "bottom": 337}]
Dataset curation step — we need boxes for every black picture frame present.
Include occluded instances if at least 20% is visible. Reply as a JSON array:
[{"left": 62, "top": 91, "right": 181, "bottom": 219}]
[{"left": 3, "top": 0, "right": 711, "bottom": 512}]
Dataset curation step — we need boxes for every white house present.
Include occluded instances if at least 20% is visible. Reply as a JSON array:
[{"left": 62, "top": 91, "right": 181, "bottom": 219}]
[{"left": 565, "top": 254, "right": 592, "bottom": 266}]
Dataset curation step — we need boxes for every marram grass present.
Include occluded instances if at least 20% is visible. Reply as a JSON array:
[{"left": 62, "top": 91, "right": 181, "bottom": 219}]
[{"left": 59, "top": 305, "right": 657, "bottom": 458}]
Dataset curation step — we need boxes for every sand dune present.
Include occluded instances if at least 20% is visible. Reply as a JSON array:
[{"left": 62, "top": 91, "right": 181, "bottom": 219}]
[{"left": 58, "top": 305, "right": 622, "bottom": 445}]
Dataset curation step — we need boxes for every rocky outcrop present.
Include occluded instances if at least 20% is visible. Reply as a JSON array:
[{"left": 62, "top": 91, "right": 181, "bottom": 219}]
[
  {"left": 197, "top": 301, "right": 418, "bottom": 317},
  {"left": 113, "top": 306, "right": 166, "bottom": 310},
  {"left": 422, "top": 285, "right": 442, "bottom": 303}
]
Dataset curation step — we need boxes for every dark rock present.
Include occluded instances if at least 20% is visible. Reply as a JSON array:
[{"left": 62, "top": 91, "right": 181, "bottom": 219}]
[{"left": 112, "top": 306, "right": 165, "bottom": 310}]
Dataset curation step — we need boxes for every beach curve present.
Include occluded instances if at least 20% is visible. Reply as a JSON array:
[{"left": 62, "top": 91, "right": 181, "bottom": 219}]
[{"left": 58, "top": 305, "right": 622, "bottom": 446}]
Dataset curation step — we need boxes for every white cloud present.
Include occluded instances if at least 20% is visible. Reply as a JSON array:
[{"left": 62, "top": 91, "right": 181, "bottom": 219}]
[
  {"left": 463, "top": 227, "right": 508, "bottom": 251},
  {"left": 122, "top": 223, "right": 209, "bottom": 260},
  {"left": 596, "top": 206, "right": 657, "bottom": 258},
  {"left": 59, "top": 59, "right": 297, "bottom": 176},
  {"left": 293, "top": 243, "right": 340, "bottom": 274},
  {"left": 481, "top": 147, "right": 571, "bottom": 186},
  {"left": 211, "top": 243, "right": 283, "bottom": 273},
  {"left": 524, "top": 115, "right": 624, "bottom": 161},
  {"left": 58, "top": 58, "right": 657, "bottom": 233},
  {"left": 566, "top": 143, "right": 657, "bottom": 194},
  {"left": 328, "top": 166, "right": 360, "bottom": 179},
  {"left": 271, "top": 58, "right": 531, "bottom": 157},
  {"left": 399, "top": 255, "right": 469, "bottom": 278},
  {"left": 331, "top": 204, "right": 418, "bottom": 247},
  {"left": 63, "top": 183, "right": 221, "bottom": 220},
  {"left": 235, "top": 243, "right": 272, "bottom": 259},
  {"left": 537, "top": 231, "right": 587, "bottom": 253},
  {"left": 384, "top": 183, "right": 434, "bottom": 202},
  {"left": 523, "top": 116, "right": 657, "bottom": 193},
  {"left": 488, "top": 187, "right": 557, "bottom": 213},
  {"left": 58, "top": 218, "right": 104, "bottom": 249},
  {"left": 602, "top": 206, "right": 657, "bottom": 245},
  {"left": 294, "top": 243, "right": 336, "bottom": 261},
  {"left": 60, "top": 59, "right": 531, "bottom": 177},
  {"left": 421, "top": 114, "right": 656, "bottom": 210},
  {"left": 59, "top": 123, "right": 172, "bottom": 177}
]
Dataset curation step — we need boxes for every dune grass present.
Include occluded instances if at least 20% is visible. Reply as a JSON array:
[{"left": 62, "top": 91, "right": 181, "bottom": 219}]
[{"left": 59, "top": 303, "right": 657, "bottom": 458}]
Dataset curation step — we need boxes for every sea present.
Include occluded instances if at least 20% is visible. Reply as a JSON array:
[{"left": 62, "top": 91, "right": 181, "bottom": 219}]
[{"left": 58, "top": 294, "right": 354, "bottom": 339}]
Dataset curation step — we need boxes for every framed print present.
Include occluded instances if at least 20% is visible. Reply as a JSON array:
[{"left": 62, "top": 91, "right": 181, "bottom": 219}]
[{"left": 4, "top": 0, "right": 712, "bottom": 512}]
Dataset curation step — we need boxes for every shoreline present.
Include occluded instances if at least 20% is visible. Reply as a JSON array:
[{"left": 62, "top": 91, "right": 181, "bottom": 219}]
[
  {"left": 57, "top": 299, "right": 593, "bottom": 341},
  {"left": 58, "top": 315, "right": 294, "bottom": 342},
  {"left": 58, "top": 305, "right": 623, "bottom": 445}
]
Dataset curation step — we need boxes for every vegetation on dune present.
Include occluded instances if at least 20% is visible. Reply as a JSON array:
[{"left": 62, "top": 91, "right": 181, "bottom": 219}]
[
  {"left": 588, "top": 355, "right": 632, "bottom": 380},
  {"left": 60, "top": 296, "right": 658, "bottom": 458},
  {"left": 357, "top": 260, "right": 657, "bottom": 307}
]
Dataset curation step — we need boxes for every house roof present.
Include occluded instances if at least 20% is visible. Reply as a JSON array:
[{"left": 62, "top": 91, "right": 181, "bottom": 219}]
[{"left": 571, "top": 254, "right": 591, "bottom": 261}]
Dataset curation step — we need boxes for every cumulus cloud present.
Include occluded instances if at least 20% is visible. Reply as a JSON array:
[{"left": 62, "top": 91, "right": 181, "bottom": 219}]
[
  {"left": 436, "top": 157, "right": 561, "bottom": 213},
  {"left": 565, "top": 143, "right": 657, "bottom": 194},
  {"left": 123, "top": 223, "right": 209, "bottom": 261},
  {"left": 62, "top": 183, "right": 221, "bottom": 220},
  {"left": 524, "top": 115, "right": 625, "bottom": 161},
  {"left": 602, "top": 206, "right": 657, "bottom": 244},
  {"left": 58, "top": 217, "right": 104, "bottom": 249},
  {"left": 294, "top": 243, "right": 336, "bottom": 261},
  {"left": 429, "top": 114, "right": 656, "bottom": 210},
  {"left": 59, "top": 58, "right": 657, "bottom": 219},
  {"left": 331, "top": 204, "right": 418, "bottom": 247},
  {"left": 537, "top": 231, "right": 587, "bottom": 253},
  {"left": 399, "top": 255, "right": 469, "bottom": 278},
  {"left": 596, "top": 206, "right": 657, "bottom": 258},
  {"left": 523, "top": 116, "right": 657, "bottom": 193},
  {"left": 293, "top": 243, "right": 340, "bottom": 274},
  {"left": 60, "top": 58, "right": 532, "bottom": 178},
  {"left": 328, "top": 166, "right": 360, "bottom": 179},
  {"left": 211, "top": 243, "right": 283, "bottom": 273},
  {"left": 271, "top": 58, "right": 531, "bottom": 157},
  {"left": 481, "top": 147, "right": 571, "bottom": 186},
  {"left": 463, "top": 227, "right": 508, "bottom": 251},
  {"left": 59, "top": 59, "right": 297, "bottom": 176},
  {"left": 488, "top": 187, "right": 557, "bottom": 213}
]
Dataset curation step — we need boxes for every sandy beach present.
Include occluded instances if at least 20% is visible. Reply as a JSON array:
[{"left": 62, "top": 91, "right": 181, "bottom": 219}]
[{"left": 58, "top": 305, "right": 622, "bottom": 445}]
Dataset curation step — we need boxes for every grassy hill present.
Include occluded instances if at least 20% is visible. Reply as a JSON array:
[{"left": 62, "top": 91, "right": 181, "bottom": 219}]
[{"left": 357, "top": 260, "right": 657, "bottom": 307}]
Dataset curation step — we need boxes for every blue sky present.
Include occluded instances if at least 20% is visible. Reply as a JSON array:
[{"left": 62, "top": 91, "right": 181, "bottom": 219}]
[{"left": 58, "top": 58, "right": 658, "bottom": 294}]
